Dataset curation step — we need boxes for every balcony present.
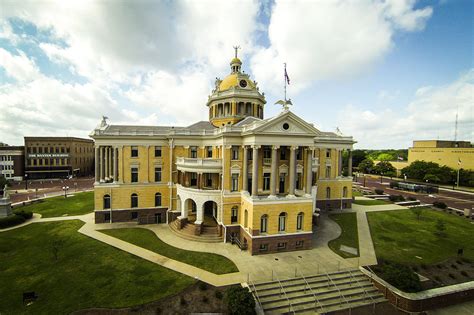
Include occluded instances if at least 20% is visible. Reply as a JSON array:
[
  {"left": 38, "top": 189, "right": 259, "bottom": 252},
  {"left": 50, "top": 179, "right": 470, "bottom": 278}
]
[
  {"left": 263, "top": 158, "right": 272, "bottom": 165},
  {"left": 176, "top": 157, "right": 222, "bottom": 173}
]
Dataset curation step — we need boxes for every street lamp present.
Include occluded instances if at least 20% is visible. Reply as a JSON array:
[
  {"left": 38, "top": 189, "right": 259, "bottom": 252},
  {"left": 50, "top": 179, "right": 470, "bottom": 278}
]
[
  {"left": 380, "top": 172, "right": 383, "bottom": 184},
  {"left": 404, "top": 174, "right": 407, "bottom": 182},
  {"left": 62, "top": 186, "right": 69, "bottom": 198},
  {"left": 25, "top": 174, "right": 28, "bottom": 190}
]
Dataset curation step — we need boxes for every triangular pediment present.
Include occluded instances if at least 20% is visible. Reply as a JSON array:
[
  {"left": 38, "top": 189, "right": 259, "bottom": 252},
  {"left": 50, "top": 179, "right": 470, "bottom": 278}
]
[{"left": 248, "top": 110, "right": 320, "bottom": 136}]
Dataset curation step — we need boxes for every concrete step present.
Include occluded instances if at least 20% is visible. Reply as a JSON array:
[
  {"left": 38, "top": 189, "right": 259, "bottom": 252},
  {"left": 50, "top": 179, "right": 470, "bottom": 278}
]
[{"left": 168, "top": 221, "right": 223, "bottom": 243}]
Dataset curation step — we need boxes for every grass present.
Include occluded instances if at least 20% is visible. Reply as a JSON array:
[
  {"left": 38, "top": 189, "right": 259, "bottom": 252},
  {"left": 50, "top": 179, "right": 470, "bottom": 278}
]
[
  {"left": 0, "top": 221, "right": 193, "bottom": 314},
  {"left": 352, "top": 190, "right": 364, "bottom": 197},
  {"left": 17, "top": 191, "right": 94, "bottom": 218},
  {"left": 101, "top": 228, "right": 239, "bottom": 274},
  {"left": 367, "top": 208, "right": 474, "bottom": 265},
  {"left": 353, "top": 199, "right": 388, "bottom": 206},
  {"left": 328, "top": 213, "right": 359, "bottom": 258}
]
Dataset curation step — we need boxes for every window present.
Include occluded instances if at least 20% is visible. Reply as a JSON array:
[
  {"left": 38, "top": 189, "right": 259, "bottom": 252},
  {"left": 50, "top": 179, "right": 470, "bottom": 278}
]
[
  {"left": 154, "top": 146, "right": 162, "bottom": 157},
  {"left": 296, "top": 173, "right": 302, "bottom": 190},
  {"left": 247, "top": 148, "right": 253, "bottom": 161},
  {"left": 231, "top": 173, "right": 239, "bottom": 192},
  {"left": 244, "top": 209, "right": 248, "bottom": 228},
  {"left": 190, "top": 146, "right": 197, "bottom": 158},
  {"left": 326, "top": 149, "right": 331, "bottom": 158},
  {"left": 297, "top": 212, "right": 304, "bottom": 230},
  {"left": 231, "top": 206, "right": 238, "bottom": 224},
  {"left": 190, "top": 173, "right": 197, "bottom": 186},
  {"left": 277, "top": 242, "right": 287, "bottom": 250},
  {"left": 263, "top": 173, "right": 270, "bottom": 190},
  {"left": 131, "top": 146, "right": 138, "bottom": 157},
  {"left": 296, "top": 240, "right": 304, "bottom": 248},
  {"left": 206, "top": 146, "right": 213, "bottom": 158},
  {"left": 325, "top": 166, "right": 331, "bottom": 178},
  {"left": 131, "top": 193, "right": 138, "bottom": 208},
  {"left": 131, "top": 167, "right": 138, "bottom": 183},
  {"left": 278, "top": 212, "right": 287, "bottom": 232},
  {"left": 280, "top": 146, "right": 287, "bottom": 160},
  {"left": 312, "top": 172, "right": 318, "bottom": 185},
  {"left": 205, "top": 173, "right": 213, "bottom": 187},
  {"left": 259, "top": 244, "right": 268, "bottom": 252},
  {"left": 263, "top": 147, "right": 271, "bottom": 159},
  {"left": 155, "top": 193, "right": 162, "bottom": 207},
  {"left": 260, "top": 215, "right": 268, "bottom": 233},
  {"left": 155, "top": 167, "right": 162, "bottom": 182},
  {"left": 131, "top": 211, "right": 138, "bottom": 220},
  {"left": 296, "top": 147, "right": 302, "bottom": 160},
  {"left": 343, "top": 186, "right": 348, "bottom": 198},
  {"left": 326, "top": 187, "right": 331, "bottom": 199},
  {"left": 103, "top": 195, "right": 111, "bottom": 209},
  {"left": 231, "top": 146, "right": 239, "bottom": 160}
]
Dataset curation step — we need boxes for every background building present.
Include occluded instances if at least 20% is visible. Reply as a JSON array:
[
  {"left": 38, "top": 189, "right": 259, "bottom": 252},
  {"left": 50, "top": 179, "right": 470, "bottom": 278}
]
[
  {"left": 24, "top": 137, "right": 94, "bottom": 179},
  {"left": 408, "top": 140, "right": 474, "bottom": 170},
  {"left": 0, "top": 145, "right": 25, "bottom": 181}
]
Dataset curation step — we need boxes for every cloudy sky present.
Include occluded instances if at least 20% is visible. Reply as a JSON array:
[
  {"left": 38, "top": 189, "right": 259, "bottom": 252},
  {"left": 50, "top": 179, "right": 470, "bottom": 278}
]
[{"left": 1, "top": 0, "right": 472, "bottom": 148}]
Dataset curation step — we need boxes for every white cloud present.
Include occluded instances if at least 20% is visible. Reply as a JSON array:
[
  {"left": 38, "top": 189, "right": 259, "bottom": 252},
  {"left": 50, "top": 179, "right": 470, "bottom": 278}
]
[
  {"left": 250, "top": 0, "right": 432, "bottom": 95},
  {"left": 338, "top": 69, "right": 474, "bottom": 148},
  {"left": 0, "top": 48, "right": 40, "bottom": 82}
]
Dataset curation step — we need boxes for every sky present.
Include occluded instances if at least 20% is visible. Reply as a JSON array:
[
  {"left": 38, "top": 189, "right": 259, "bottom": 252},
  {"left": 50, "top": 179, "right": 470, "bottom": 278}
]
[{"left": 0, "top": 0, "right": 472, "bottom": 149}]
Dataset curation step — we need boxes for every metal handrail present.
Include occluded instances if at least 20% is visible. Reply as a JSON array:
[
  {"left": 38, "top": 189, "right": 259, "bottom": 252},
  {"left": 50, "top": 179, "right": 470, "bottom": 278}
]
[
  {"left": 273, "top": 271, "right": 296, "bottom": 314},
  {"left": 297, "top": 269, "right": 324, "bottom": 313},
  {"left": 324, "top": 269, "right": 350, "bottom": 310},
  {"left": 348, "top": 269, "right": 375, "bottom": 306},
  {"left": 249, "top": 280, "right": 263, "bottom": 311}
]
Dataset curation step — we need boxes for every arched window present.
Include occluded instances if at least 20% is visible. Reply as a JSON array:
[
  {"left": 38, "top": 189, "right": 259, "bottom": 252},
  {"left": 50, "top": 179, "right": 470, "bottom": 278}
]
[
  {"left": 155, "top": 192, "right": 162, "bottom": 207},
  {"left": 103, "top": 194, "right": 111, "bottom": 209},
  {"left": 131, "top": 193, "right": 138, "bottom": 208},
  {"left": 244, "top": 209, "right": 248, "bottom": 228},
  {"left": 297, "top": 212, "right": 304, "bottom": 230},
  {"left": 278, "top": 212, "right": 287, "bottom": 232},
  {"left": 326, "top": 187, "right": 331, "bottom": 199},
  {"left": 343, "top": 186, "right": 348, "bottom": 198},
  {"left": 231, "top": 206, "right": 238, "bottom": 224},
  {"left": 260, "top": 214, "right": 268, "bottom": 233}
]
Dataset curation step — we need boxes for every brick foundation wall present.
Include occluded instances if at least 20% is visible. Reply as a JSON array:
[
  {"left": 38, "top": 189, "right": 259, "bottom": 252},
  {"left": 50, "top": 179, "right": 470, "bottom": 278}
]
[
  {"left": 94, "top": 207, "right": 167, "bottom": 224},
  {"left": 316, "top": 198, "right": 352, "bottom": 211}
]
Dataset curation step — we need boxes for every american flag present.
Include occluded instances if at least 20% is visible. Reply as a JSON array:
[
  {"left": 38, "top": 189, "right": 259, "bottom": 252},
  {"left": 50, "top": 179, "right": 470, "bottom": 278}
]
[{"left": 284, "top": 63, "right": 290, "bottom": 85}]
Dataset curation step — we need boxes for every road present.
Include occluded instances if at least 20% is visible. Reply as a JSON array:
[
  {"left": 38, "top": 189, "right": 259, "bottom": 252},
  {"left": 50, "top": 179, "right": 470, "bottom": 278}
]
[
  {"left": 355, "top": 175, "right": 474, "bottom": 210},
  {"left": 7, "top": 177, "right": 94, "bottom": 203}
]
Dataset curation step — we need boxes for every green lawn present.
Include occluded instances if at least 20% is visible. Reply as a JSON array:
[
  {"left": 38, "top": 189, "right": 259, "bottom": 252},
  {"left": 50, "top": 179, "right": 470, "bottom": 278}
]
[
  {"left": 353, "top": 199, "right": 388, "bottom": 206},
  {"left": 0, "top": 221, "right": 193, "bottom": 315},
  {"left": 101, "top": 228, "right": 238, "bottom": 274},
  {"left": 18, "top": 191, "right": 94, "bottom": 218},
  {"left": 328, "top": 213, "right": 359, "bottom": 258},
  {"left": 352, "top": 190, "right": 364, "bottom": 197},
  {"left": 367, "top": 208, "right": 474, "bottom": 265}
]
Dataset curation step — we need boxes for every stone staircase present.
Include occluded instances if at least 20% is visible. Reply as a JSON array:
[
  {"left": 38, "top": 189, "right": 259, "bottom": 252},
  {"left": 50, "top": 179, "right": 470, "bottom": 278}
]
[
  {"left": 169, "top": 220, "right": 223, "bottom": 243},
  {"left": 250, "top": 268, "right": 386, "bottom": 314}
]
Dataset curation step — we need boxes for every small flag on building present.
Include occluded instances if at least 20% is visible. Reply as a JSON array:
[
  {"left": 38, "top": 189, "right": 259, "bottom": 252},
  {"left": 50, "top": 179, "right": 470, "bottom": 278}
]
[
  {"left": 284, "top": 63, "right": 290, "bottom": 85},
  {"left": 397, "top": 156, "right": 404, "bottom": 161}
]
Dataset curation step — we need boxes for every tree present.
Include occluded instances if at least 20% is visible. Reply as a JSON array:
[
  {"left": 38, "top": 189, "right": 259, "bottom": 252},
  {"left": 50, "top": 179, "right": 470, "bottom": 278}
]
[
  {"left": 380, "top": 262, "right": 422, "bottom": 292},
  {"left": 374, "top": 161, "right": 396, "bottom": 176},
  {"left": 224, "top": 286, "right": 256, "bottom": 315},
  {"left": 50, "top": 239, "right": 66, "bottom": 261},
  {"left": 358, "top": 159, "right": 375, "bottom": 174},
  {"left": 435, "top": 219, "right": 446, "bottom": 237},
  {"left": 423, "top": 174, "right": 440, "bottom": 183},
  {"left": 411, "top": 207, "right": 424, "bottom": 220}
]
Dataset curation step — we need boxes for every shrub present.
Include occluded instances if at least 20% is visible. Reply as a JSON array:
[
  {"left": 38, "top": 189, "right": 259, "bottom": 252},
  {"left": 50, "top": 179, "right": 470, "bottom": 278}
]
[
  {"left": 461, "top": 271, "right": 469, "bottom": 277},
  {"left": 451, "top": 264, "right": 458, "bottom": 270},
  {"left": 180, "top": 296, "right": 186, "bottom": 306},
  {"left": 407, "top": 196, "right": 417, "bottom": 201},
  {"left": 433, "top": 201, "right": 447, "bottom": 209},
  {"left": 224, "top": 286, "right": 256, "bottom": 315},
  {"left": 202, "top": 296, "right": 209, "bottom": 303},
  {"left": 389, "top": 195, "right": 405, "bottom": 202},
  {"left": 0, "top": 214, "right": 25, "bottom": 229},
  {"left": 449, "top": 273, "right": 456, "bottom": 279},
  {"left": 412, "top": 266, "right": 418, "bottom": 272},
  {"left": 13, "top": 209, "right": 33, "bottom": 220},
  {"left": 434, "top": 275, "right": 442, "bottom": 282},
  {"left": 379, "top": 262, "right": 422, "bottom": 293},
  {"left": 390, "top": 181, "right": 399, "bottom": 189},
  {"left": 198, "top": 281, "right": 208, "bottom": 291},
  {"left": 374, "top": 189, "right": 384, "bottom": 195},
  {"left": 420, "top": 263, "right": 427, "bottom": 270},
  {"left": 215, "top": 290, "right": 223, "bottom": 300}
]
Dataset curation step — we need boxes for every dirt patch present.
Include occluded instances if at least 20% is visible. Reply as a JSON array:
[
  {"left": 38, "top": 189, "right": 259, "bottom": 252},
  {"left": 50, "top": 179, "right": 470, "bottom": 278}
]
[
  {"left": 329, "top": 301, "right": 406, "bottom": 315},
  {"left": 413, "top": 257, "right": 474, "bottom": 288},
  {"left": 73, "top": 282, "right": 233, "bottom": 315}
]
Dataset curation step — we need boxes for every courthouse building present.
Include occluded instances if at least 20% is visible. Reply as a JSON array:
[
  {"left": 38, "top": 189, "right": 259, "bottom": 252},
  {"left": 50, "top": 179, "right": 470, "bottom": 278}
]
[{"left": 90, "top": 54, "right": 355, "bottom": 254}]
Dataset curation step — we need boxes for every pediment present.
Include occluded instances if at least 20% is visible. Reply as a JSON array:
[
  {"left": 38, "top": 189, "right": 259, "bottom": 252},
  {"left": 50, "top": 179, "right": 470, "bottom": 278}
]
[{"left": 250, "top": 110, "right": 320, "bottom": 136}]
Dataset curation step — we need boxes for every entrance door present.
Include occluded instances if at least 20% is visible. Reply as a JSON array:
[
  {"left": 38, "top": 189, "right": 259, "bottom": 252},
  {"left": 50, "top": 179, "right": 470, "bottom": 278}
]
[
  {"left": 279, "top": 175, "right": 285, "bottom": 193},
  {"left": 248, "top": 177, "right": 252, "bottom": 194},
  {"left": 155, "top": 213, "right": 162, "bottom": 224}
]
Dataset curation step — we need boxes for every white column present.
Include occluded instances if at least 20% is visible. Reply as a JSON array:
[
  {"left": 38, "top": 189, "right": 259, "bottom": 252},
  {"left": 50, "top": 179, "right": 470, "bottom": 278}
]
[
  {"left": 99, "top": 146, "right": 104, "bottom": 182},
  {"left": 108, "top": 147, "right": 113, "bottom": 179},
  {"left": 94, "top": 147, "right": 100, "bottom": 182},
  {"left": 348, "top": 149, "right": 353, "bottom": 176},
  {"left": 305, "top": 148, "right": 313, "bottom": 195},
  {"left": 338, "top": 149, "right": 342, "bottom": 176},
  {"left": 104, "top": 146, "right": 109, "bottom": 180},
  {"left": 270, "top": 145, "right": 278, "bottom": 197},
  {"left": 196, "top": 202, "right": 203, "bottom": 223},
  {"left": 181, "top": 199, "right": 187, "bottom": 219},
  {"left": 288, "top": 146, "right": 297, "bottom": 196},
  {"left": 242, "top": 146, "right": 248, "bottom": 192},
  {"left": 251, "top": 145, "right": 259, "bottom": 197},
  {"left": 113, "top": 147, "right": 118, "bottom": 182}
]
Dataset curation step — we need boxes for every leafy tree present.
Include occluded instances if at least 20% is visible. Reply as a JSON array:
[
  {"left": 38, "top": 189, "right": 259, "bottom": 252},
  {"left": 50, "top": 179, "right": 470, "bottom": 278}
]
[
  {"left": 377, "top": 153, "right": 393, "bottom": 161},
  {"left": 0, "top": 175, "right": 7, "bottom": 189},
  {"left": 224, "top": 286, "right": 256, "bottom": 315},
  {"left": 358, "top": 159, "right": 375, "bottom": 174},
  {"left": 423, "top": 174, "right": 440, "bottom": 183},
  {"left": 374, "top": 161, "right": 396, "bottom": 176},
  {"left": 435, "top": 219, "right": 446, "bottom": 237},
  {"left": 411, "top": 208, "right": 424, "bottom": 220},
  {"left": 380, "top": 262, "right": 422, "bottom": 292}
]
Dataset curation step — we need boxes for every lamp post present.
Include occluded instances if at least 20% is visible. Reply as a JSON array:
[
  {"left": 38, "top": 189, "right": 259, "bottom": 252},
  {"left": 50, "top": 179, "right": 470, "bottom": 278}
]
[
  {"left": 404, "top": 174, "right": 407, "bottom": 182},
  {"left": 25, "top": 174, "right": 28, "bottom": 190},
  {"left": 380, "top": 172, "right": 383, "bottom": 184},
  {"left": 62, "top": 186, "right": 69, "bottom": 198}
]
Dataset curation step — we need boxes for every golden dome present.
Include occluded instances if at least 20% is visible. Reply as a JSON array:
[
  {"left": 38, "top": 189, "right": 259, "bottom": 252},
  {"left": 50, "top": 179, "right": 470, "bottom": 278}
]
[
  {"left": 219, "top": 73, "right": 256, "bottom": 91},
  {"left": 230, "top": 57, "right": 242, "bottom": 65}
]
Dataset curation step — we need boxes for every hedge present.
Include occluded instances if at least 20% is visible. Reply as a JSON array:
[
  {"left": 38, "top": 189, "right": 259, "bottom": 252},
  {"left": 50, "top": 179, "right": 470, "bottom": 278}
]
[
  {"left": 0, "top": 215, "right": 26, "bottom": 229},
  {"left": 13, "top": 210, "right": 33, "bottom": 220}
]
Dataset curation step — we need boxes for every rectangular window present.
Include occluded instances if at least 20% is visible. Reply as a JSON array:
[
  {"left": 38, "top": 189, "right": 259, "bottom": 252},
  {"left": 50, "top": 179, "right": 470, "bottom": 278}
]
[
  {"left": 247, "top": 148, "right": 253, "bottom": 161},
  {"left": 263, "top": 173, "right": 270, "bottom": 190},
  {"left": 206, "top": 146, "right": 213, "bottom": 158},
  {"left": 131, "top": 146, "right": 138, "bottom": 158},
  {"left": 154, "top": 146, "right": 162, "bottom": 157},
  {"left": 296, "top": 148, "right": 302, "bottom": 160},
  {"left": 131, "top": 212, "right": 138, "bottom": 220},
  {"left": 326, "top": 149, "right": 331, "bottom": 158},
  {"left": 190, "top": 172, "right": 197, "bottom": 186},
  {"left": 280, "top": 146, "right": 287, "bottom": 160},
  {"left": 39, "top": 159, "right": 43, "bottom": 166},
  {"left": 231, "top": 207, "right": 238, "bottom": 224},
  {"left": 297, "top": 214, "right": 303, "bottom": 230},
  {"left": 259, "top": 244, "right": 268, "bottom": 252},
  {"left": 131, "top": 167, "right": 138, "bottom": 183},
  {"left": 190, "top": 146, "right": 197, "bottom": 158},
  {"left": 263, "top": 147, "right": 271, "bottom": 159},
  {"left": 296, "top": 173, "right": 302, "bottom": 190},
  {"left": 231, "top": 146, "right": 239, "bottom": 160},
  {"left": 155, "top": 167, "right": 162, "bottom": 182},
  {"left": 325, "top": 166, "right": 331, "bottom": 178},
  {"left": 296, "top": 240, "right": 304, "bottom": 248},
  {"left": 231, "top": 173, "right": 239, "bottom": 192},
  {"left": 277, "top": 242, "right": 287, "bottom": 250},
  {"left": 312, "top": 172, "right": 318, "bottom": 185}
]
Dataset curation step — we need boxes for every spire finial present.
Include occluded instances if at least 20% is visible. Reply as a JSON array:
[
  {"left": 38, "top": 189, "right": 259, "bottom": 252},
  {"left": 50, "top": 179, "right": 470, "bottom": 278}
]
[{"left": 233, "top": 45, "right": 240, "bottom": 58}]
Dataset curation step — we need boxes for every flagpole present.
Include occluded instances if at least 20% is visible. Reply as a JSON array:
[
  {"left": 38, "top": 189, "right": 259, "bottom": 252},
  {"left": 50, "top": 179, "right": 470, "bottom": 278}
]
[{"left": 284, "top": 63, "right": 287, "bottom": 101}]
